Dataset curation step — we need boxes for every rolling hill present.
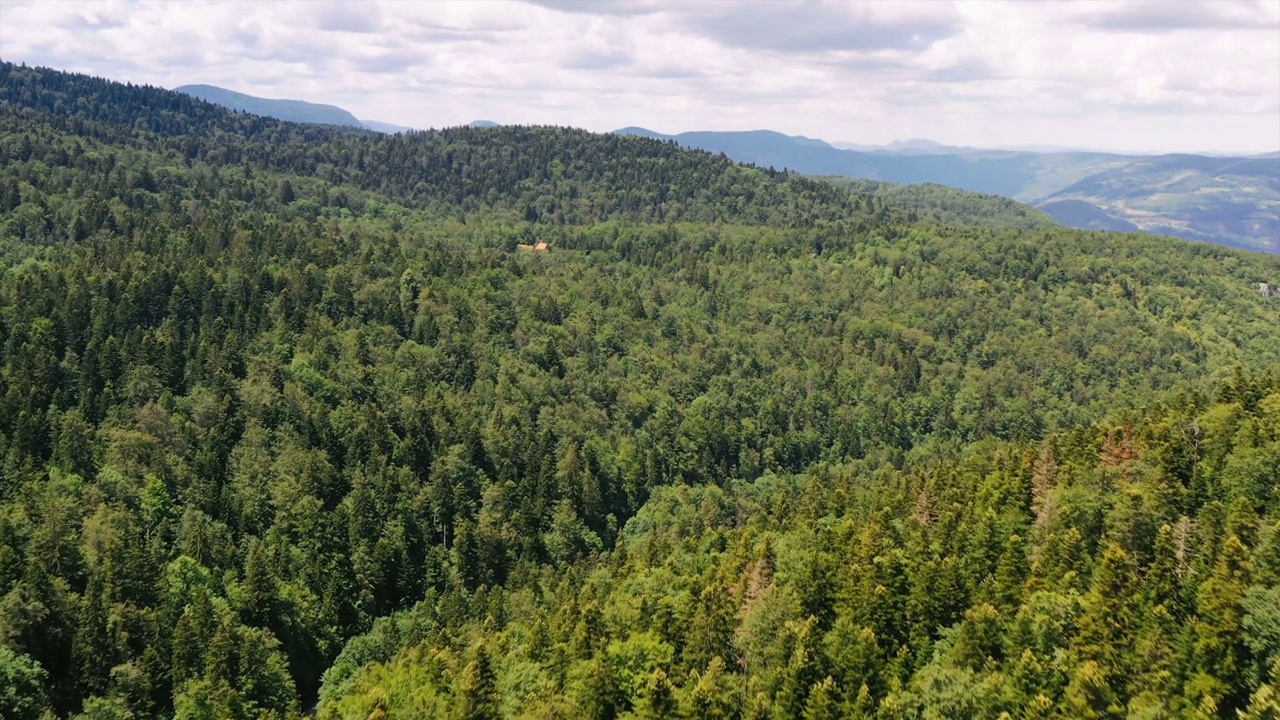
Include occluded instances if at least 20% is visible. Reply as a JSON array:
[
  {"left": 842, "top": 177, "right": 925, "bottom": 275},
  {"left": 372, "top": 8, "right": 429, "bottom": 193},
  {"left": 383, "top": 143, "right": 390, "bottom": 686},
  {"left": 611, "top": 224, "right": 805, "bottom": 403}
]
[
  {"left": 174, "top": 84, "right": 365, "bottom": 128},
  {"left": 1037, "top": 199, "right": 1140, "bottom": 232},
  {"left": 174, "top": 84, "right": 419, "bottom": 135},
  {"left": 616, "top": 127, "right": 1280, "bottom": 253},
  {"left": 1039, "top": 155, "right": 1280, "bottom": 253},
  {"left": 161, "top": 87, "right": 1279, "bottom": 252},
  {"left": 3, "top": 62, "right": 1280, "bottom": 720},
  {"left": 359, "top": 119, "right": 417, "bottom": 134}
]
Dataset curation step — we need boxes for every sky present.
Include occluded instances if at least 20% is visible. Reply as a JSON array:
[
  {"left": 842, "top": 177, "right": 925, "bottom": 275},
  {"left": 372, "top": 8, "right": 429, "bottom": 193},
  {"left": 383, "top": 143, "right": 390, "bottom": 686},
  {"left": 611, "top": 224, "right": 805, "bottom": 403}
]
[{"left": 1, "top": 0, "right": 1278, "bottom": 155}]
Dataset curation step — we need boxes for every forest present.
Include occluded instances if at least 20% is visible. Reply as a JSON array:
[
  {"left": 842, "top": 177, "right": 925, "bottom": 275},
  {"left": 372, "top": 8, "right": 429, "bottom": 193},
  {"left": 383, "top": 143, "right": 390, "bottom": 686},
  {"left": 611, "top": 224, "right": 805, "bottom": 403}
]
[{"left": 1, "top": 62, "right": 1279, "bottom": 719}]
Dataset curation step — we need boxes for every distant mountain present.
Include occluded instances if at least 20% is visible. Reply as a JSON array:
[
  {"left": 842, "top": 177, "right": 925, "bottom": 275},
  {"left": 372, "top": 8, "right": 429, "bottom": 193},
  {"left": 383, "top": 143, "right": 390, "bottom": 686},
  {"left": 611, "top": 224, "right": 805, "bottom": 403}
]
[
  {"left": 887, "top": 138, "right": 944, "bottom": 151},
  {"left": 835, "top": 139, "right": 1089, "bottom": 155},
  {"left": 867, "top": 142, "right": 1005, "bottom": 156},
  {"left": 175, "top": 84, "right": 416, "bottom": 136},
  {"left": 830, "top": 141, "right": 882, "bottom": 152},
  {"left": 361, "top": 119, "right": 416, "bottom": 134},
  {"left": 612, "top": 127, "right": 1117, "bottom": 197},
  {"left": 614, "top": 126, "right": 666, "bottom": 139},
  {"left": 1039, "top": 155, "right": 1280, "bottom": 253},
  {"left": 613, "top": 126, "right": 1280, "bottom": 253},
  {"left": 791, "top": 135, "right": 834, "bottom": 149},
  {"left": 174, "top": 84, "right": 364, "bottom": 127},
  {"left": 615, "top": 129, "right": 848, "bottom": 170},
  {"left": 469, "top": 120, "right": 499, "bottom": 128},
  {"left": 1038, "top": 199, "right": 1139, "bottom": 232}
]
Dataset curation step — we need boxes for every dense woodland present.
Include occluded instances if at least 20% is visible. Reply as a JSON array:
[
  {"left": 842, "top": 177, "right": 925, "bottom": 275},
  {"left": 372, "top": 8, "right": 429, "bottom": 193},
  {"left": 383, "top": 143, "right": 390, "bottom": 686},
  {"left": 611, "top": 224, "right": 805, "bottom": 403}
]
[
  {"left": 1, "top": 62, "right": 1279, "bottom": 719},
  {"left": 818, "top": 177, "right": 1060, "bottom": 233}
]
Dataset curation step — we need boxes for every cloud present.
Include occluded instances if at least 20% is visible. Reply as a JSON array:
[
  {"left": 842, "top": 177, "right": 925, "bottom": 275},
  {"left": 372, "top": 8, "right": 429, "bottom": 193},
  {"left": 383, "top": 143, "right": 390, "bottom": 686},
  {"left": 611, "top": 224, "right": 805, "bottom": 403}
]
[
  {"left": 566, "top": 47, "right": 632, "bottom": 71},
  {"left": 681, "top": 1, "right": 962, "bottom": 53},
  {"left": 350, "top": 50, "right": 426, "bottom": 75},
  {"left": 640, "top": 67, "right": 707, "bottom": 80},
  {"left": 524, "top": 0, "right": 664, "bottom": 16},
  {"left": 314, "top": 2, "right": 386, "bottom": 34},
  {"left": 53, "top": 8, "right": 128, "bottom": 31},
  {"left": 530, "top": 0, "right": 962, "bottom": 53},
  {"left": 925, "top": 58, "right": 999, "bottom": 84},
  {"left": 1073, "top": 0, "right": 1280, "bottom": 33},
  {"left": 0, "top": 0, "right": 1276, "bottom": 154}
]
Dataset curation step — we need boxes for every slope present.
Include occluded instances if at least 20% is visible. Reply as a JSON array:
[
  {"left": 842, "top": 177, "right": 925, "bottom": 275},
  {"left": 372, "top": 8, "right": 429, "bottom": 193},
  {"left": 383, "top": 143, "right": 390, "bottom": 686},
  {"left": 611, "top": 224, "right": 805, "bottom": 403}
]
[
  {"left": 617, "top": 127, "right": 1280, "bottom": 253},
  {"left": 820, "top": 177, "right": 1059, "bottom": 232},
  {"left": 1037, "top": 199, "right": 1140, "bottom": 232},
  {"left": 1, "top": 63, "right": 1279, "bottom": 720},
  {"left": 612, "top": 127, "right": 1126, "bottom": 199},
  {"left": 1040, "top": 155, "right": 1280, "bottom": 254},
  {"left": 174, "top": 83, "right": 365, "bottom": 128},
  {"left": 359, "top": 119, "right": 417, "bottom": 134},
  {"left": 0, "top": 63, "right": 882, "bottom": 229},
  {"left": 321, "top": 372, "right": 1280, "bottom": 718}
]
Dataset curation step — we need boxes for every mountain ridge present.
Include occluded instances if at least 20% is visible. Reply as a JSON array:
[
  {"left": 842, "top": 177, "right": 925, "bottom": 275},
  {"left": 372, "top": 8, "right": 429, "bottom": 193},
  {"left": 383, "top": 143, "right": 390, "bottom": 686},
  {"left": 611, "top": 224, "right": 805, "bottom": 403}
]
[
  {"left": 613, "top": 126, "right": 1280, "bottom": 253},
  {"left": 174, "top": 83, "right": 365, "bottom": 128},
  {"left": 160, "top": 83, "right": 1279, "bottom": 252},
  {"left": 359, "top": 119, "right": 417, "bottom": 134}
]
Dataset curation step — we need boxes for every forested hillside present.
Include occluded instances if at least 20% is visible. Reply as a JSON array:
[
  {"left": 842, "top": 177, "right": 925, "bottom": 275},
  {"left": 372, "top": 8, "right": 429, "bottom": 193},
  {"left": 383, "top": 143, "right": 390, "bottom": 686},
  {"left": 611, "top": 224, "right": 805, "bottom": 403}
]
[
  {"left": 617, "top": 127, "right": 1280, "bottom": 254},
  {"left": 323, "top": 377, "right": 1280, "bottom": 719},
  {"left": 817, "top": 177, "right": 1058, "bottom": 231},
  {"left": 0, "top": 64, "right": 884, "bottom": 229},
  {"left": 1, "top": 63, "right": 1278, "bottom": 720}
]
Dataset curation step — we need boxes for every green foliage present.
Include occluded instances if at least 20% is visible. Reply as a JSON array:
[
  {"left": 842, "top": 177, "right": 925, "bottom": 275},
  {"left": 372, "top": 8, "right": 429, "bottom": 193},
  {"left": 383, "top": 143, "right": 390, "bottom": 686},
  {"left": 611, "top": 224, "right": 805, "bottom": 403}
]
[
  {"left": 821, "top": 176, "right": 1058, "bottom": 231},
  {"left": 1, "top": 61, "right": 1278, "bottom": 720},
  {"left": 72, "top": 696, "right": 134, "bottom": 720},
  {"left": 320, "top": 379, "right": 1280, "bottom": 718},
  {"left": 0, "top": 645, "right": 48, "bottom": 720}
]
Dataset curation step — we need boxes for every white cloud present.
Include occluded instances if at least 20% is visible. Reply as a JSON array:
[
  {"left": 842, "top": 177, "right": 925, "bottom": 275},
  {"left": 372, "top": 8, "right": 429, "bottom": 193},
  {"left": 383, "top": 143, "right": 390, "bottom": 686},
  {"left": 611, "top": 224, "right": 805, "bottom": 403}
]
[{"left": 0, "top": 0, "right": 1276, "bottom": 153}]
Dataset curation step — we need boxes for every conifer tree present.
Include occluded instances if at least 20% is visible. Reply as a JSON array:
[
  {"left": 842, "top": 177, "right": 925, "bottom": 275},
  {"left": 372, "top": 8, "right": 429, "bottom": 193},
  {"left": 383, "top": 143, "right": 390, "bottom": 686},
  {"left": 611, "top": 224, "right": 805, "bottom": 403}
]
[
  {"left": 633, "top": 668, "right": 677, "bottom": 720},
  {"left": 684, "top": 580, "right": 738, "bottom": 672},
  {"left": 1193, "top": 534, "right": 1254, "bottom": 710},
  {"left": 72, "top": 573, "right": 115, "bottom": 698},
  {"left": 454, "top": 641, "right": 499, "bottom": 720},
  {"left": 801, "top": 676, "right": 841, "bottom": 720},
  {"left": 1062, "top": 660, "right": 1122, "bottom": 719}
]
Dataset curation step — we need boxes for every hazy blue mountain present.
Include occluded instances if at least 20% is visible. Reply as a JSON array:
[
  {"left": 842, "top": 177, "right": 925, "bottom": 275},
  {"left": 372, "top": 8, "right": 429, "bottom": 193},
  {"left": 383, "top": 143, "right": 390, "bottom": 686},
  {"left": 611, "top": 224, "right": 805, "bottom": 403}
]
[
  {"left": 878, "top": 138, "right": 991, "bottom": 155},
  {"left": 469, "top": 120, "right": 499, "bottom": 128},
  {"left": 830, "top": 141, "right": 882, "bottom": 151},
  {"left": 886, "top": 138, "right": 947, "bottom": 151},
  {"left": 1038, "top": 199, "right": 1139, "bottom": 232},
  {"left": 835, "top": 139, "right": 1120, "bottom": 155},
  {"left": 614, "top": 126, "right": 667, "bottom": 139},
  {"left": 613, "top": 126, "right": 1280, "bottom": 253},
  {"left": 791, "top": 134, "right": 835, "bottom": 149},
  {"left": 174, "top": 84, "right": 364, "bottom": 127},
  {"left": 623, "top": 129, "right": 850, "bottom": 172},
  {"left": 361, "top": 119, "right": 416, "bottom": 134},
  {"left": 613, "top": 126, "right": 1108, "bottom": 196},
  {"left": 175, "top": 84, "right": 414, "bottom": 135},
  {"left": 1039, "top": 155, "right": 1280, "bottom": 253}
]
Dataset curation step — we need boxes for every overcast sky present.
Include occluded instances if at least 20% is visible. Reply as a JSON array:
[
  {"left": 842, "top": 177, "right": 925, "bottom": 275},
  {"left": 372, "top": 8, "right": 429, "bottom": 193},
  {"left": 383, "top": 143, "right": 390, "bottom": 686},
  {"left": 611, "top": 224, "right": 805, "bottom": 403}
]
[{"left": 2, "top": 0, "right": 1278, "bottom": 154}]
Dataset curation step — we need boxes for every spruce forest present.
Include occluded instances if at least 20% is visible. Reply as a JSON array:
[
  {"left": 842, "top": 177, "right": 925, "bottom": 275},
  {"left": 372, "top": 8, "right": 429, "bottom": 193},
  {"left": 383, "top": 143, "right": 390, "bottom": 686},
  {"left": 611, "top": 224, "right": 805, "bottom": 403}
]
[{"left": 1, "top": 62, "right": 1279, "bottom": 720}]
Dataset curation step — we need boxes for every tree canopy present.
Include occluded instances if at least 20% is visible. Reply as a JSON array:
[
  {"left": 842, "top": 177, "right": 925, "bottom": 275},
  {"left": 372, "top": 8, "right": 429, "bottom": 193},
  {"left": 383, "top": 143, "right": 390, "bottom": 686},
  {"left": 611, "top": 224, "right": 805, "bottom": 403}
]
[{"left": 1, "top": 61, "right": 1278, "bottom": 719}]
